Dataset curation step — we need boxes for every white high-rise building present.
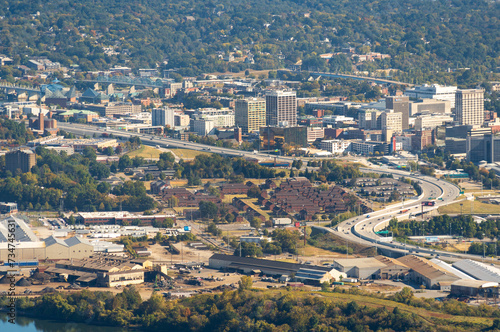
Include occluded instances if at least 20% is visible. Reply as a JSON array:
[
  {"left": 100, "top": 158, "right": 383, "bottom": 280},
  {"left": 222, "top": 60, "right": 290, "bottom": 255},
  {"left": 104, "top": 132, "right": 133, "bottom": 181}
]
[
  {"left": 192, "top": 119, "right": 215, "bottom": 136},
  {"left": 265, "top": 90, "right": 297, "bottom": 127},
  {"left": 404, "top": 84, "right": 458, "bottom": 108},
  {"left": 152, "top": 108, "right": 175, "bottom": 128},
  {"left": 455, "top": 89, "right": 484, "bottom": 126}
]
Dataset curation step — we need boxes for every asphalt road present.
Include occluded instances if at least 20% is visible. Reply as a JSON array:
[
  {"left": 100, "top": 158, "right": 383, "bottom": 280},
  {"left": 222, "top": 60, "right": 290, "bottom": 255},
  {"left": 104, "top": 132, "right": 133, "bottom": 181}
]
[
  {"left": 324, "top": 167, "right": 488, "bottom": 261},
  {"left": 59, "top": 123, "right": 489, "bottom": 260},
  {"left": 58, "top": 123, "right": 294, "bottom": 163}
]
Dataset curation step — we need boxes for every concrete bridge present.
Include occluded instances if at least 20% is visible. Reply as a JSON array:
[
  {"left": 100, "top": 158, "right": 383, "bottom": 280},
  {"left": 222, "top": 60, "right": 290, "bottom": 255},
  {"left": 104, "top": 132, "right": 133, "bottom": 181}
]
[
  {"left": 306, "top": 71, "right": 414, "bottom": 86},
  {"left": 0, "top": 83, "right": 41, "bottom": 99}
]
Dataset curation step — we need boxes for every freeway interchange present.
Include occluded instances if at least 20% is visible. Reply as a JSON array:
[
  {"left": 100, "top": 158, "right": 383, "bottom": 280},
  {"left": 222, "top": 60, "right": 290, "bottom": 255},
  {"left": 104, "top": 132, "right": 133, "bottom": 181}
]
[
  {"left": 59, "top": 123, "right": 487, "bottom": 260},
  {"left": 330, "top": 168, "right": 483, "bottom": 261}
]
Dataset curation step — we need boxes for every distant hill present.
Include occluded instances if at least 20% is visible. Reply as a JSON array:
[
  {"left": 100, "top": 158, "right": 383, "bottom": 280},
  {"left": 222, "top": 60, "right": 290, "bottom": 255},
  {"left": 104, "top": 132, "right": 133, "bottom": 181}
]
[{"left": 0, "top": 0, "right": 498, "bottom": 80}]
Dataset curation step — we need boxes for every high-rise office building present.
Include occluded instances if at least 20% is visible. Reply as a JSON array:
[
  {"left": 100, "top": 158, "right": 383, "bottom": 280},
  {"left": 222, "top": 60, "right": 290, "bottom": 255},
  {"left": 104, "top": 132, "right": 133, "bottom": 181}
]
[
  {"left": 5, "top": 149, "right": 36, "bottom": 174},
  {"left": 455, "top": 89, "right": 484, "bottom": 126},
  {"left": 404, "top": 84, "right": 458, "bottom": 108},
  {"left": 358, "top": 109, "right": 382, "bottom": 130},
  {"left": 380, "top": 110, "right": 403, "bottom": 133},
  {"left": 152, "top": 108, "right": 175, "bottom": 128},
  {"left": 409, "top": 99, "right": 452, "bottom": 115},
  {"left": 265, "top": 90, "right": 297, "bottom": 127},
  {"left": 235, "top": 98, "right": 266, "bottom": 133},
  {"left": 466, "top": 134, "right": 500, "bottom": 163},
  {"left": 386, "top": 96, "right": 409, "bottom": 130}
]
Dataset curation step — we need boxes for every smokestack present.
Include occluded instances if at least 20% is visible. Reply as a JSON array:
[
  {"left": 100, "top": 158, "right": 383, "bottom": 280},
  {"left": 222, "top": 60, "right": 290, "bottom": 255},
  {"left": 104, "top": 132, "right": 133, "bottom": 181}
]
[{"left": 39, "top": 112, "right": 44, "bottom": 132}]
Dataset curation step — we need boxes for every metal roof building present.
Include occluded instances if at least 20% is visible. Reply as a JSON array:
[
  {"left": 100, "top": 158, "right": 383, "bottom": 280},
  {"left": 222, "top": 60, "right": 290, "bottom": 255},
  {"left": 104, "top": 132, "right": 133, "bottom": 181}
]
[
  {"left": 0, "top": 216, "right": 38, "bottom": 242},
  {"left": 450, "top": 279, "right": 499, "bottom": 297},
  {"left": 430, "top": 258, "right": 475, "bottom": 280},
  {"left": 209, "top": 254, "right": 346, "bottom": 284},
  {"left": 452, "top": 259, "right": 500, "bottom": 283},
  {"left": 397, "top": 255, "right": 460, "bottom": 289},
  {"left": 332, "top": 257, "right": 387, "bottom": 279}
]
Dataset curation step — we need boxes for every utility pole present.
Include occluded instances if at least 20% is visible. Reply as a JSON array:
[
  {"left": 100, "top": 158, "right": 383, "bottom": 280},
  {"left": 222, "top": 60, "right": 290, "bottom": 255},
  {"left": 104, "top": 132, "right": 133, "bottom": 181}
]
[
  {"left": 421, "top": 203, "right": 424, "bottom": 221},
  {"left": 346, "top": 239, "right": 349, "bottom": 258}
]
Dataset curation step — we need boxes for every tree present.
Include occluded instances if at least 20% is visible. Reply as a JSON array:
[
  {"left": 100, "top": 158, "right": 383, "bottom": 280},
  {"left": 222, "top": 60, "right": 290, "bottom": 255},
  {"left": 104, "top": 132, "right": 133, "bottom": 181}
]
[
  {"left": 394, "top": 287, "right": 414, "bottom": 304},
  {"left": 249, "top": 217, "right": 261, "bottom": 229},
  {"left": 238, "top": 276, "right": 253, "bottom": 291},
  {"left": 118, "top": 155, "right": 133, "bottom": 171},
  {"left": 89, "top": 162, "right": 110, "bottom": 180},
  {"left": 82, "top": 147, "right": 97, "bottom": 161},
  {"left": 207, "top": 222, "right": 222, "bottom": 236},
  {"left": 199, "top": 201, "right": 218, "bottom": 219},
  {"left": 247, "top": 186, "right": 262, "bottom": 198},
  {"left": 272, "top": 229, "right": 301, "bottom": 254},
  {"left": 104, "top": 146, "right": 114, "bottom": 156},
  {"left": 237, "top": 242, "right": 263, "bottom": 257}
]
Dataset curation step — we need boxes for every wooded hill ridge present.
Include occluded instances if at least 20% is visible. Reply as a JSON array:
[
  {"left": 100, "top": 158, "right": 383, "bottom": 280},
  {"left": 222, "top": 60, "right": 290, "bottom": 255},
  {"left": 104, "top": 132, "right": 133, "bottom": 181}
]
[{"left": 0, "top": 0, "right": 498, "bottom": 83}]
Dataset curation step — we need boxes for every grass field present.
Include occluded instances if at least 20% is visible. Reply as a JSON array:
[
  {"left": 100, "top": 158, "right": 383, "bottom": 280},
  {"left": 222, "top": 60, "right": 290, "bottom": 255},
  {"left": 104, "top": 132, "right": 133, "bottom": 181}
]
[
  {"left": 438, "top": 200, "right": 500, "bottom": 214},
  {"left": 169, "top": 148, "right": 212, "bottom": 159},
  {"left": 241, "top": 198, "right": 270, "bottom": 220},
  {"left": 170, "top": 179, "right": 189, "bottom": 187},
  {"left": 265, "top": 289, "right": 495, "bottom": 328},
  {"left": 222, "top": 194, "right": 247, "bottom": 203},
  {"left": 126, "top": 145, "right": 162, "bottom": 159},
  {"left": 298, "top": 245, "right": 343, "bottom": 257}
]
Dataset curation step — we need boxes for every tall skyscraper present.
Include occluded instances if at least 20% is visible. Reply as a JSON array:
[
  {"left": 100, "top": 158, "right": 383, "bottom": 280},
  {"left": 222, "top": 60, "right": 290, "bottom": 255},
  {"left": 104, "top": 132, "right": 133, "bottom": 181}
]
[
  {"left": 386, "top": 96, "right": 409, "bottom": 130},
  {"left": 235, "top": 98, "right": 266, "bottom": 133},
  {"left": 265, "top": 90, "right": 297, "bottom": 127},
  {"left": 455, "top": 89, "right": 484, "bottom": 126},
  {"left": 152, "top": 108, "right": 175, "bottom": 128}
]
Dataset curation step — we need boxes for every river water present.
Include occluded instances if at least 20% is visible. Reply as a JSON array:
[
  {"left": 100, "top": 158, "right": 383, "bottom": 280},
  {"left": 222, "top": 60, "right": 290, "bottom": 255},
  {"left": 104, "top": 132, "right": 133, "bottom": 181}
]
[{"left": 0, "top": 312, "right": 128, "bottom": 331}]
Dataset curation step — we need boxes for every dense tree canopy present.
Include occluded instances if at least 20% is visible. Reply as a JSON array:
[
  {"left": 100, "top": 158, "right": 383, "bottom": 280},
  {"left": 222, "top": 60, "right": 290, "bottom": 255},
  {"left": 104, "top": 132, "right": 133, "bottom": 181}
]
[
  {"left": 3, "top": 285, "right": 500, "bottom": 331},
  {"left": 0, "top": 0, "right": 498, "bottom": 84}
]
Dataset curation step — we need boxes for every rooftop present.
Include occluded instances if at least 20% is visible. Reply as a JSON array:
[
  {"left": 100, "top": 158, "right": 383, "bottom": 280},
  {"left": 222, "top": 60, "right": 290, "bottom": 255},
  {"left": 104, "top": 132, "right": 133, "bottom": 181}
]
[
  {"left": 452, "top": 279, "right": 498, "bottom": 289},
  {"left": 397, "top": 255, "right": 460, "bottom": 281},
  {"left": 452, "top": 260, "right": 500, "bottom": 283},
  {"left": 333, "top": 257, "right": 387, "bottom": 269},
  {"left": 0, "top": 216, "right": 38, "bottom": 243}
]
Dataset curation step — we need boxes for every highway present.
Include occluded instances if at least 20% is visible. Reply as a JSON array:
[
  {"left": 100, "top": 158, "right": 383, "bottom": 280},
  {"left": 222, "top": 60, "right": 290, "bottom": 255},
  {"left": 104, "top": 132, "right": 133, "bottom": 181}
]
[
  {"left": 327, "top": 168, "right": 488, "bottom": 261},
  {"left": 57, "top": 123, "right": 294, "bottom": 163},
  {"left": 59, "top": 122, "right": 487, "bottom": 260}
]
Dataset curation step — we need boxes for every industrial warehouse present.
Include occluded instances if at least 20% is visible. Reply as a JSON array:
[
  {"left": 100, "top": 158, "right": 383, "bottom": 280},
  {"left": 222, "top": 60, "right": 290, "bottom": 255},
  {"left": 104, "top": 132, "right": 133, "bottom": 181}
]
[
  {"left": 209, "top": 253, "right": 500, "bottom": 298},
  {"left": 209, "top": 254, "right": 346, "bottom": 284}
]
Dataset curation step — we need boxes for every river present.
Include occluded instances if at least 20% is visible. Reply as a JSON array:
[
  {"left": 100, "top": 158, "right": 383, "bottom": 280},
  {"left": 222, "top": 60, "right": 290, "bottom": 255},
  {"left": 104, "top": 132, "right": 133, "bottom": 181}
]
[{"left": 0, "top": 312, "right": 128, "bottom": 331}]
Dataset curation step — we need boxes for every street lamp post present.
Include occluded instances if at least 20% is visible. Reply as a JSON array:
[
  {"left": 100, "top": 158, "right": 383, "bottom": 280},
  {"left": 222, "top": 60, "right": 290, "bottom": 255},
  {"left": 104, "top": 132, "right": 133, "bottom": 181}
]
[{"left": 483, "top": 233, "right": 486, "bottom": 261}]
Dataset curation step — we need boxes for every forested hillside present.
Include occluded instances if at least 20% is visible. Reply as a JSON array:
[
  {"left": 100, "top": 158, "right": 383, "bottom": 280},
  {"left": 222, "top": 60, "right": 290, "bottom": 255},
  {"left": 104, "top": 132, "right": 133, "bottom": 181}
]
[
  {"left": 0, "top": 0, "right": 498, "bottom": 82},
  {"left": 3, "top": 285, "right": 500, "bottom": 331}
]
